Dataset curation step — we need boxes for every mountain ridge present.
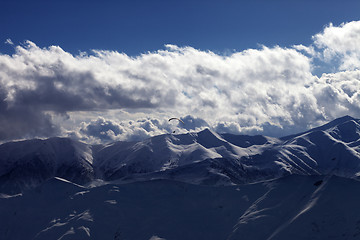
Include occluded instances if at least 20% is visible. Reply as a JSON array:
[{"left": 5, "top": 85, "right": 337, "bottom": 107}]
[{"left": 1, "top": 115, "right": 360, "bottom": 193}]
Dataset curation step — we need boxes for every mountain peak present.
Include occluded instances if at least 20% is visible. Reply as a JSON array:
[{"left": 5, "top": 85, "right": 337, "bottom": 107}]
[
  {"left": 311, "top": 115, "right": 359, "bottom": 141},
  {"left": 281, "top": 115, "right": 358, "bottom": 140},
  {"left": 327, "top": 118, "right": 360, "bottom": 143},
  {"left": 324, "top": 115, "right": 356, "bottom": 127},
  {"left": 195, "top": 128, "right": 228, "bottom": 148},
  {"left": 197, "top": 128, "right": 217, "bottom": 136}
]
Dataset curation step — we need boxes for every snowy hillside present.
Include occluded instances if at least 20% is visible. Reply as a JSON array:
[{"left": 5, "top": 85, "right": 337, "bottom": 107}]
[
  {"left": 0, "top": 138, "right": 94, "bottom": 194},
  {"left": 1, "top": 175, "right": 360, "bottom": 240},
  {"left": 1, "top": 115, "right": 360, "bottom": 193}
]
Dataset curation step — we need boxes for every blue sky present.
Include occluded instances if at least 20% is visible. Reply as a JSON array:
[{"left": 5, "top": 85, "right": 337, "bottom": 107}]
[
  {"left": 1, "top": 0, "right": 360, "bottom": 143},
  {"left": 1, "top": 0, "right": 359, "bottom": 55}
]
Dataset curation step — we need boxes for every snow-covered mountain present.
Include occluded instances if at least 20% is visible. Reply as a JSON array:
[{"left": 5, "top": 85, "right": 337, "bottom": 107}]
[
  {"left": 0, "top": 137, "right": 94, "bottom": 194},
  {"left": 1, "top": 115, "right": 360, "bottom": 240},
  {"left": 1, "top": 115, "right": 360, "bottom": 193}
]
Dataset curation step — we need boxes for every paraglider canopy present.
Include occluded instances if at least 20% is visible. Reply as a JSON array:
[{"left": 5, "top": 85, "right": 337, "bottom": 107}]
[{"left": 168, "top": 118, "right": 185, "bottom": 124}]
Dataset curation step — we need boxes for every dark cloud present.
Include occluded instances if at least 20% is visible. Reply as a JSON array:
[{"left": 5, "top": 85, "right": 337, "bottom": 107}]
[{"left": 0, "top": 85, "right": 59, "bottom": 141}]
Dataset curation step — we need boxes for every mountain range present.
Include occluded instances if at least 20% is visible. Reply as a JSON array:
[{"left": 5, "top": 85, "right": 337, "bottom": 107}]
[
  {"left": 1, "top": 115, "right": 360, "bottom": 193},
  {"left": 1, "top": 115, "right": 360, "bottom": 239}
]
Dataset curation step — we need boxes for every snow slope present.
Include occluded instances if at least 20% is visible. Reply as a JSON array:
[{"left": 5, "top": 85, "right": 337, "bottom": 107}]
[
  {"left": 228, "top": 175, "right": 360, "bottom": 240},
  {"left": 1, "top": 175, "right": 360, "bottom": 240},
  {"left": 0, "top": 138, "right": 94, "bottom": 194}
]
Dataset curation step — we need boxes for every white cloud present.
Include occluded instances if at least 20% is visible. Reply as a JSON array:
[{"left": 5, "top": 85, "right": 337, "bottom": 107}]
[
  {"left": 149, "top": 236, "right": 166, "bottom": 240},
  {"left": 71, "top": 116, "right": 179, "bottom": 144},
  {"left": 313, "top": 21, "right": 360, "bottom": 71},
  {"left": 1, "top": 21, "right": 360, "bottom": 143},
  {"left": 292, "top": 44, "right": 317, "bottom": 57},
  {"left": 5, "top": 39, "right": 14, "bottom": 45},
  {"left": 313, "top": 70, "right": 360, "bottom": 120}
]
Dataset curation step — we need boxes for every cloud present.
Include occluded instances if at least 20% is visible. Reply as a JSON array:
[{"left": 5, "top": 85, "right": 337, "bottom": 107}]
[
  {"left": 0, "top": 82, "right": 60, "bottom": 141},
  {"left": 179, "top": 115, "right": 209, "bottom": 130},
  {"left": 79, "top": 117, "right": 124, "bottom": 142},
  {"left": 149, "top": 236, "right": 166, "bottom": 240},
  {"left": 1, "top": 21, "right": 360, "bottom": 142},
  {"left": 5, "top": 39, "right": 13, "bottom": 45},
  {"left": 73, "top": 116, "right": 175, "bottom": 144},
  {"left": 313, "top": 21, "right": 360, "bottom": 71},
  {"left": 214, "top": 121, "right": 243, "bottom": 134},
  {"left": 314, "top": 70, "right": 360, "bottom": 119},
  {"left": 292, "top": 44, "right": 317, "bottom": 57}
]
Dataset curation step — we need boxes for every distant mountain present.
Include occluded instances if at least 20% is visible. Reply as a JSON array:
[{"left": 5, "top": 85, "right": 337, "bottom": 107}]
[
  {"left": 1, "top": 116, "right": 360, "bottom": 193},
  {"left": 0, "top": 138, "right": 94, "bottom": 194}
]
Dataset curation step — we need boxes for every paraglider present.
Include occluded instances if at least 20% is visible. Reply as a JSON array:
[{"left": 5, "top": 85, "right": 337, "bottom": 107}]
[{"left": 168, "top": 118, "right": 185, "bottom": 133}]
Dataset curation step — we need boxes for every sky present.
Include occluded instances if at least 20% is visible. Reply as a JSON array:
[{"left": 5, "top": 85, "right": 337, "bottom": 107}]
[{"left": 0, "top": 0, "right": 360, "bottom": 143}]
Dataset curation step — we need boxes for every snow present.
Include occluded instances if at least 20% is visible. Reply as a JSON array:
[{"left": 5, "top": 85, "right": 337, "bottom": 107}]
[
  {"left": 1, "top": 175, "right": 360, "bottom": 240},
  {"left": 0, "top": 138, "right": 94, "bottom": 193},
  {"left": 1, "top": 116, "right": 360, "bottom": 239},
  {"left": 1, "top": 116, "right": 360, "bottom": 193}
]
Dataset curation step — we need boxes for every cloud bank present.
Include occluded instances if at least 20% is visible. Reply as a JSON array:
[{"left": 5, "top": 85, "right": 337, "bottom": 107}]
[
  {"left": 1, "top": 21, "right": 360, "bottom": 143},
  {"left": 313, "top": 21, "right": 360, "bottom": 71}
]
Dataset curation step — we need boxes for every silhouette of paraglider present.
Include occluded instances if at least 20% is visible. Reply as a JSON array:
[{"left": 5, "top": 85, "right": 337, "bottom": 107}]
[{"left": 169, "top": 118, "right": 185, "bottom": 134}]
